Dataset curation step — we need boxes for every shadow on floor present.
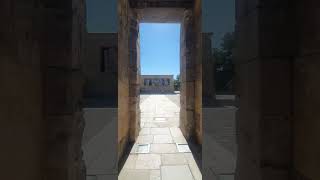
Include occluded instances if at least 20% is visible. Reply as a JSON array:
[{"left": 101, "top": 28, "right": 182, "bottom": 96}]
[
  {"left": 187, "top": 136, "right": 202, "bottom": 172},
  {"left": 118, "top": 141, "right": 134, "bottom": 173}
]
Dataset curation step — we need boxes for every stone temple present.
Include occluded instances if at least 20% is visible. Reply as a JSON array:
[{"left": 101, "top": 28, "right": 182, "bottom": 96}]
[
  {"left": 1, "top": 0, "right": 320, "bottom": 180},
  {"left": 140, "top": 75, "right": 175, "bottom": 93}
]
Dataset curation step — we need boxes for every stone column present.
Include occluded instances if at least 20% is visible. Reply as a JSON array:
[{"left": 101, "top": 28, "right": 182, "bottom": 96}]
[
  {"left": 128, "top": 10, "right": 141, "bottom": 142},
  {"left": 194, "top": 0, "right": 203, "bottom": 145},
  {"left": 0, "top": 1, "right": 86, "bottom": 179},
  {"left": 180, "top": 9, "right": 196, "bottom": 139},
  {"left": 293, "top": 1, "right": 320, "bottom": 179},
  {"left": 235, "top": 0, "right": 295, "bottom": 179},
  {"left": 118, "top": 0, "right": 130, "bottom": 162},
  {"left": 43, "top": 0, "right": 86, "bottom": 179}
]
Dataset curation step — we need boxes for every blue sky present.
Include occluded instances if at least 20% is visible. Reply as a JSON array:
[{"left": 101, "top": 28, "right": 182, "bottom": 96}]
[{"left": 140, "top": 23, "right": 180, "bottom": 77}]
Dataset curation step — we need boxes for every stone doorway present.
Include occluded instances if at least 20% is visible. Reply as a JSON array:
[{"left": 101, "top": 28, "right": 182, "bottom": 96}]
[{"left": 118, "top": 0, "right": 202, "bottom": 179}]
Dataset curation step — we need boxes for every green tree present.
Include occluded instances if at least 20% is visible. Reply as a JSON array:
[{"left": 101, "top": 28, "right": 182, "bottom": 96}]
[
  {"left": 213, "top": 32, "right": 235, "bottom": 65},
  {"left": 174, "top": 74, "right": 181, "bottom": 91},
  {"left": 213, "top": 32, "right": 235, "bottom": 94}
]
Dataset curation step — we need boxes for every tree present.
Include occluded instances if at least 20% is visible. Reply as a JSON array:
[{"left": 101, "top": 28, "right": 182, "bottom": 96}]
[
  {"left": 174, "top": 74, "right": 181, "bottom": 91},
  {"left": 213, "top": 32, "right": 235, "bottom": 94},
  {"left": 213, "top": 32, "right": 235, "bottom": 65}
]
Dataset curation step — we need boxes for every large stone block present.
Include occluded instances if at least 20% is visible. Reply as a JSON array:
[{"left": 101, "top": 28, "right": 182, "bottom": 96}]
[
  {"left": 47, "top": 112, "right": 83, "bottom": 168},
  {"left": 235, "top": 154, "right": 261, "bottom": 180},
  {"left": 184, "top": 81, "right": 195, "bottom": 110},
  {"left": 259, "top": 6, "right": 297, "bottom": 57},
  {"left": 236, "top": 59, "right": 293, "bottom": 180},
  {"left": 46, "top": 69, "right": 84, "bottom": 115},
  {"left": 261, "top": 168, "right": 289, "bottom": 180},
  {"left": 296, "top": 1, "right": 320, "bottom": 55},
  {"left": 234, "top": 11, "right": 259, "bottom": 64},
  {"left": 45, "top": 167, "right": 69, "bottom": 180},
  {"left": 293, "top": 57, "right": 320, "bottom": 180},
  {"left": 236, "top": 0, "right": 259, "bottom": 21},
  {"left": 260, "top": 115, "right": 291, "bottom": 166},
  {"left": 261, "top": 59, "right": 292, "bottom": 114},
  {"left": 180, "top": 109, "right": 195, "bottom": 139}
]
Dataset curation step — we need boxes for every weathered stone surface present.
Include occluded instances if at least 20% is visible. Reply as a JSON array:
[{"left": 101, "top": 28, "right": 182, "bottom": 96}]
[
  {"left": 193, "top": 0, "right": 202, "bottom": 145},
  {"left": 234, "top": 0, "right": 320, "bottom": 180},
  {"left": 180, "top": 9, "right": 196, "bottom": 140},
  {"left": 1, "top": 1, "right": 86, "bottom": 180},
  {"left": 293, "top": 57, "right": 320, "bottom": 180},
  {"left": 234, "top": 1, "right": 295, "bottom": 180},
  {"left": 118, "top": 0, "right": 131, "bottom": 163}
]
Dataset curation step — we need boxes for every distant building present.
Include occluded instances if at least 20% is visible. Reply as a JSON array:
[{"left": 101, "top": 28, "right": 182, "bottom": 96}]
[{"left": 140, "top": 75, "right": 174, "bottom": 94}]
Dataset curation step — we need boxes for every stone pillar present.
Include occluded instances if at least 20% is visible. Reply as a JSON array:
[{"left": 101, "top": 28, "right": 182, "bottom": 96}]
[
  {"left": 194, "top": 0, "right": 203, "bottom": 145},
  {"left": 118, "top": 0, "right": 130, "bottom": 162},
  {"left": 0, "top": 1, "right": 46, "bottom": 179},
  {"left": 0, "top": 1, "right": 86, "bottom": 179},
  {"left": 43, "top": 0, "right": 86, "bottom": 179},
  {"left": 293, "top": 1, "right": 320, "bottom": 179},
  {"left": 180, "top": 9, "right": 196, "bottom": 140},
  {"left": 235, "top": 0, "right": 295, "bottom": 180},
  {"left": 128, "top": 10, "right": 141, "bottom": 142}
]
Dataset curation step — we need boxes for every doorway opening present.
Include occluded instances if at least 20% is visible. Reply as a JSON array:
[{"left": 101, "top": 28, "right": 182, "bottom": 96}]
[{"left": 119, "top": 22, "right": 201, "bottom": 180}]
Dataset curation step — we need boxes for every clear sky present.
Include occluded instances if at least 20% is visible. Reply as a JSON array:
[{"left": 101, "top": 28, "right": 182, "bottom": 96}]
[{"left": 140, "top": 23, "right": 180, "bottom": 77}]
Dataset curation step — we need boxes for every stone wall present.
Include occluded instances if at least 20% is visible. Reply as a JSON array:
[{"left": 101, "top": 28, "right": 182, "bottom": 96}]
[
  {"left": 140, "top": 75, "right": 175, "bottom": 94},
  {"left": 6, "top": 1, "right": 320, "bottom": 180},
  {"left": 118, "top": 0, "right": 141, "bottom": 165},
  {"left": 180, "top": 4, "right": 202, "bottom": 144},
  {"left": 128, "top": 9, "right": 141, "bottom": 142},
  {"left": 1, "top": 0, "right": 87, "bottom": 180},
  {"left": 234, "top": 0, "right": 320, "bottom": 179},
  {"left": 83, "top": 33, "right": 118, "bottom": 107},
  {"left": 118, "top": 0, "right": 131, "bottom": 163},
  {"left": 0, "top": 1, "right": 45, "bottom": 178},
  {"left": 45, "top": 0, "right": 87, "bottom": 179},
  {"left": 180, "top": 9, "right": 196, "bottom": 140},
  {"left": 234, "top": 0, "right": 294, "bottom": 179},
  {"left": 293, "top": 1, "right": 320, "bottom": 179},
  {"left": 194, "top": 0, "right": 203, "bottom": 145}
]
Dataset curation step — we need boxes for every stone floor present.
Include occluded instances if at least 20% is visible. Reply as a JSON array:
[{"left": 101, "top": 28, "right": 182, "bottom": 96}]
[{"left": 119, "top": 94, "right": 202, "bottom": 180}]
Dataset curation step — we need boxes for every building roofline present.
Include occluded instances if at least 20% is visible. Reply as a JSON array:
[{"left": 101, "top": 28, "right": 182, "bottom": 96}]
[{"left": 141, "top": 74, "right": 174, "bottom": 76}]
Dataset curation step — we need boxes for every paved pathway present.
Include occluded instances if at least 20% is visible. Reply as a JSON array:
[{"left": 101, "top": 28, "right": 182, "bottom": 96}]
[{"left": 119, "top": 94, "right": 202, "bottom": 180}]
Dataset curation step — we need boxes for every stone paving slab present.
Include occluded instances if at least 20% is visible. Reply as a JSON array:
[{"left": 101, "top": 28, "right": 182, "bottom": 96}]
[
  {"left": 119, "top": 169, "right": 150, "bottom": 180},
  {"left": 135, "top": 154, "right": 161, "bottom": 169},
  {"left": 150, "top": 127, "right": 171, "bottom": 135},
  {"left": 137, "top": 135, "right": 154, "bottom": 144},
  {"left": 161, "top": 165, "right": 195, "bottom": 180},
  {"left": 150, "top": 144, "right": 178, "bottom": 153},
  {"left": 153, "top": 135, "right": 173, "bottom": 143},
  {"left": 119, "top": 94, "right": 202, "bottom": 180},
  {"left": 161, "top": 153, "right": 188, "bottom": 165}
]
